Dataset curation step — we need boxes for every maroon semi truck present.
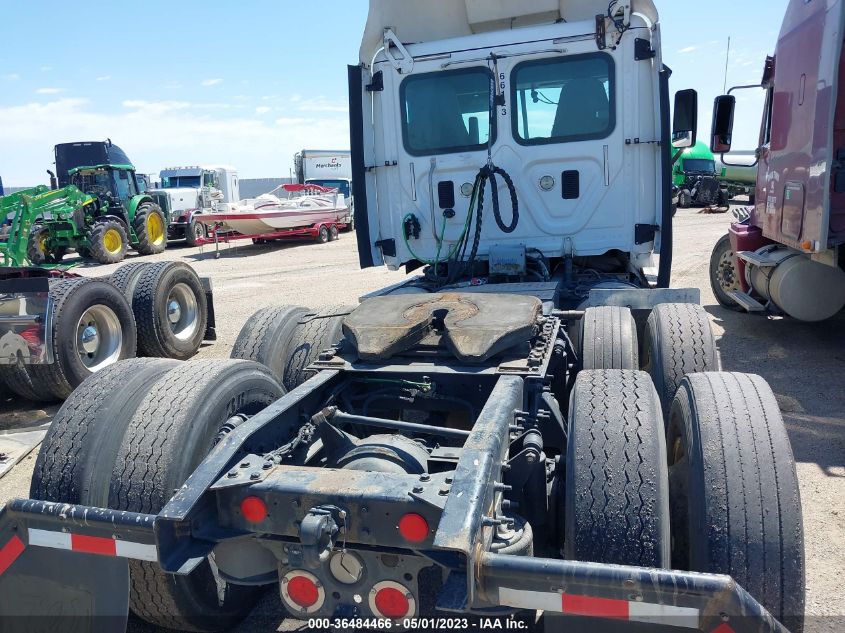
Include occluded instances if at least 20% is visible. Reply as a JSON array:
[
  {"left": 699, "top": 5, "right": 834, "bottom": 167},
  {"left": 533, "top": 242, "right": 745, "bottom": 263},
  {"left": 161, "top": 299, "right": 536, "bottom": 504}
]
[{"left": 709, "top": 0, "right": 845, "bottom": 322}]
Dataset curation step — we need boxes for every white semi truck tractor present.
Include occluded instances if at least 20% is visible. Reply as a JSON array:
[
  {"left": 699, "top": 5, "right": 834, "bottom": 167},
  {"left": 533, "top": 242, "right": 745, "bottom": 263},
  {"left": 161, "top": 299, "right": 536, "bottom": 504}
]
[
  {"left": 0, "top": 3, "right": 806, "bottom": 632},
  {"left": 150, "top": 165, "right": 240, "bottom": 245}
]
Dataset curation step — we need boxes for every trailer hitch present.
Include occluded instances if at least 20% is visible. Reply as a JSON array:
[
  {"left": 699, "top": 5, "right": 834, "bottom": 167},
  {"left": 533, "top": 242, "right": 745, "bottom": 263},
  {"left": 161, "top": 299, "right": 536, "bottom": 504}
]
[{"left": 300, "top": 505, "right": 346, "bottom": 568}]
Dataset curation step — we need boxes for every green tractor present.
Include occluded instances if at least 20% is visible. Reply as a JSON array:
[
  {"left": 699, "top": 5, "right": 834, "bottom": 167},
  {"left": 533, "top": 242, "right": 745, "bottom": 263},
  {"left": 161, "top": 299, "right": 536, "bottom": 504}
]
[{"left": 24, "top": 140, "right": 168, "bottom": 265}]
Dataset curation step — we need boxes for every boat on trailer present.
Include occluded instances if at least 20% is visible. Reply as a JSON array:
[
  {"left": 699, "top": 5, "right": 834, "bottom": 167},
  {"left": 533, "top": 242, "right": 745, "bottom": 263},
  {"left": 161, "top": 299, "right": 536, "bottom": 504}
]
[{"left": 197, "top": 183, "right": 350, "bottom": 235}]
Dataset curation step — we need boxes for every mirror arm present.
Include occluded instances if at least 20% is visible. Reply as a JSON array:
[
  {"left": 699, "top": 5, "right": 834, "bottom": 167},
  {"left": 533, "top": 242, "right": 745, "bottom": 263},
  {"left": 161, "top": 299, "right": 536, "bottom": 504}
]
[{"left": 727, "top": 83, "right": 764, "bottom": 95}]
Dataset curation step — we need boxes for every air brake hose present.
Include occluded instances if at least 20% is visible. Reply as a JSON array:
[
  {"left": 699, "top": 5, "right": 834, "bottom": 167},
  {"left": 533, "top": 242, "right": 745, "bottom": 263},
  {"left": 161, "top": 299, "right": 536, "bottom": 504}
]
[
  {"left": 461, "top": 164, "right": 520, "bottom": 277},
  {"left": 478, "top": 165, "right": 519, "bottom": 234}
]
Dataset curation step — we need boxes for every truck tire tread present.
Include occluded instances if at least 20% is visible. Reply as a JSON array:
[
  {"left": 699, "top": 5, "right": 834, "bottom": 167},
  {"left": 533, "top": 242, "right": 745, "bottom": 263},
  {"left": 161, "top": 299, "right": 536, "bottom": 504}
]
[{"left": 565, "top": 369, "right": 670, "bottom": 568}]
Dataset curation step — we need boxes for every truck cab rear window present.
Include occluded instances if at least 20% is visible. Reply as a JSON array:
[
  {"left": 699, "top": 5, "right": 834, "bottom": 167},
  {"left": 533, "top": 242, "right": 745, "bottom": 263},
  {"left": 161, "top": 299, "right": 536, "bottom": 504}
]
[
  {"left": 400, "top": 68, "right": 494, "bottom": 156},
  {"left": 512, "top": 54, "right": 615, "bottom": 145}
]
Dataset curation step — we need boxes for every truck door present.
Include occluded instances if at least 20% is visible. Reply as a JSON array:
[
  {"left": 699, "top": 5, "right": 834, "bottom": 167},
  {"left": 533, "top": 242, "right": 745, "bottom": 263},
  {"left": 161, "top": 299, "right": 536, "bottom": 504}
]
[{"left": 760, "top": 0, "right": 845, "bottom": 250}]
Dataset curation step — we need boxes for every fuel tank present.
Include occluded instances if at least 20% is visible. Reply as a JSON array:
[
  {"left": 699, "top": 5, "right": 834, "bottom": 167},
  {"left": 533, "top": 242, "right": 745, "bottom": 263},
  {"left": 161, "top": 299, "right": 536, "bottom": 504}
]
[{"left": 744, "top": 246, "right": 845, "bottom": 321}]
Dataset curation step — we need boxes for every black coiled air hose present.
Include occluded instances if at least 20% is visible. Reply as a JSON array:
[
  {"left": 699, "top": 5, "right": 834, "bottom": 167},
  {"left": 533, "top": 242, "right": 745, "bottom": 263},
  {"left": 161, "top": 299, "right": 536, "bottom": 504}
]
[{"left": 448, "top": 164, "right": 519, "bottom": 283}]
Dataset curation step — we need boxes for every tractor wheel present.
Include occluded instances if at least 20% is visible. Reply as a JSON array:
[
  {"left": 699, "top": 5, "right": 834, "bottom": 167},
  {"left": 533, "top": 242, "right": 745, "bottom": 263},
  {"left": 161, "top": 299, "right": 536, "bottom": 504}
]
[
  {"left": 28, "top": 279, "right": 137, "bottom": 400},
  {"left": 30, "top": 358, "right": 179, "bottom": 505},
  {"left": 316, "top": 225, "right": 330, "bottom": 244},
  {"left": 564, "top": 369, "right": 670, "bottom": 568},
  {"left": 641, "top": 303, "right": 720, "bottom": 419},
  {"left": 89, "top": 219, "right": 129, "bottom": 264},
  {"left": 109, "top": 261, "right": 155, "bottom": 300},
  {"left": 132, "top": 261, "right": 208, "bottom": 359},
  {"left": 709, "top": 234, "right": 743, "bottom": 311},
  {"left": 283, "top": 304, "right": 353, "bottom": 391},
  {"left": 109, "top": 359, "right": 283, "bottom": 631},
  {"left": 578, "top": 306, "right": 638, "bottom": 370},
  {"left": 186, "top": 219, "right": 207, "bottom": 247},
  {"left": 328, "top": 225, "right": 339, "bottom": 241},
  {"left": 230, "top": 305, "right": 310, "bottom": 385},
  {"left": 27, "top": 225, "right": 66, "bottom": 265},
  {"left": 667, "top": 372, "right": 805, "bottom": 631},
  {"left": 133, "top": 202, "right": 168, "bottom": 255}
]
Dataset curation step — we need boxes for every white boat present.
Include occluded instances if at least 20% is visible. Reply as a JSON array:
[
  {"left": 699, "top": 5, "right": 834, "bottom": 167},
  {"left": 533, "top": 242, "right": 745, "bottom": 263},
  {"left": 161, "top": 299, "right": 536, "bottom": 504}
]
[{"left": 196, "top": 184, "right": 350, "bottom": 236}]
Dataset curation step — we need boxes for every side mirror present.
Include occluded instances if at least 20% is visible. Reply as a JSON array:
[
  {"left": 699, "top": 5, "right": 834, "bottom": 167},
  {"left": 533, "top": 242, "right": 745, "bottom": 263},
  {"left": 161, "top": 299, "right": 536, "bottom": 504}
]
[
  {"left": 711, "top": 95, "right": 736, "bottom": 153},
  {"left": 672, "top": 89, "right": 698, "bottom": 149}
]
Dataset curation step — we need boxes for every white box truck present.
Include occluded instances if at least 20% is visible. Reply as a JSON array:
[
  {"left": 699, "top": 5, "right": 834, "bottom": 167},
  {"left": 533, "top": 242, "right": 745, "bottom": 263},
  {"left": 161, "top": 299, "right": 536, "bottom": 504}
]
[{"left": 294, "top": 149, "right": 354, "bottom": 229}]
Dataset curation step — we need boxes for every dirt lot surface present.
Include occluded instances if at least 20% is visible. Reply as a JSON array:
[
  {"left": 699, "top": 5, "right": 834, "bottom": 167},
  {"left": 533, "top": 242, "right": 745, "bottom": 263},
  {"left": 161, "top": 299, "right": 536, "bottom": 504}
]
[{"left": 1, "top": 209, "right": 843, "bottom": 632}]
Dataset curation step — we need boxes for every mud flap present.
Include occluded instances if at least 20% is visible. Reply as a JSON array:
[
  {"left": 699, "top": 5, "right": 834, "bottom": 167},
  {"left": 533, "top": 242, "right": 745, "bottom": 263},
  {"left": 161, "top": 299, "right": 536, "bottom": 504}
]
[
  {"left": 0, "top": 499, "right": 158, "bottom": 632},
  {"left": 0, "top": 541, "right": 129, "bottom": 632}
]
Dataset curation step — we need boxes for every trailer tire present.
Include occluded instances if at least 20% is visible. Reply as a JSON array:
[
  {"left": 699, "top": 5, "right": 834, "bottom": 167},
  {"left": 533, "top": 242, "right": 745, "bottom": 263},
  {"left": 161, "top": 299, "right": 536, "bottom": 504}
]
[
  {"left": 328, "top": 225, "right": 339, "bottom": 241},
  {"left": 109, "top": 261, "right": 154, "bottom": 300},
  {"left": 642, "top": 303, "right": 720, "bottom": 419},
  {"left": 667, "top": 372, "right": 805, "bottom": 631},
  {"left": 186, "top": 218, "right": 207, "bottom": 247},
  {"left": 316, "top": 225, "right": 330, "bottom": 243},
  {"left": 230, "top": 305, "right": 310, "bottom": 384},
  {"left": 28, "top": 279, "right": 137, "bottom": 400},
  {"left": 578, "top": 306, "right": 638, "bottom": 370},
  {"left": 89, "top": 218, "right": 129, "bottom": 264},
  {"left": 283, "top": 304, "right": 353, "bottom": 391},
  {"left": 133, "top": 202, "right": 168, "bottom": 255},
  {"left": 132, "top": 261, "right": 208, "bottom": 359},
  {"left": 30, "top": 358, "right": 180, "bottom": 505},
  {"left": 109, "top": 359, "right": 283, "bottom": 632},
  {"left": 709, "top": 234, "right": 743, "bottom": 311},
  {"left": 564, "top": 369, "right": 670, "bottom": 568}
]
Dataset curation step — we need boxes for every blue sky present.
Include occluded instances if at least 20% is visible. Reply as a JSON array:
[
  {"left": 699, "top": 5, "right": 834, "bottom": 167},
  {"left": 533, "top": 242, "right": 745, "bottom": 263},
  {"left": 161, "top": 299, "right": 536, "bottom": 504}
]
[{"left": 0, "top": 1, "right": 785, "bottom": 186}]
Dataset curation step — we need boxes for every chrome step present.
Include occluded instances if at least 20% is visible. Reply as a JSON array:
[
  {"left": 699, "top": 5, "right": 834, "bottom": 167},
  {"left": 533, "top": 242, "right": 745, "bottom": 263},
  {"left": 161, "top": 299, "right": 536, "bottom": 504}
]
[{"left": 729, "top": 290, "right": 766, "bottom": 312}]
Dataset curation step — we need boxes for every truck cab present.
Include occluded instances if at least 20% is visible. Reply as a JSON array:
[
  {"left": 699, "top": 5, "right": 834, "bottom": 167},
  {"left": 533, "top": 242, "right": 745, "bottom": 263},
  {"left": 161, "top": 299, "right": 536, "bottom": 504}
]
[
  {"left": 673, "top": 141, "right": 728, "bottom": 208},
  {"left": 350, "top": 0, "right": 692, "bottom": 299},
  {"left": 151, "top": 165, "right": 239, "bottom": 244},
  {"left": 709, "top": 0, "right": 845, "bottom": 321}
]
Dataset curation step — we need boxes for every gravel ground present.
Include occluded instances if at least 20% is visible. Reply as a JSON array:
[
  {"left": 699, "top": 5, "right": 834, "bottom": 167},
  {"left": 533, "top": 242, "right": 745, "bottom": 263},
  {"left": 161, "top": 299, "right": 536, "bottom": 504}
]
[{"left": 0, "top": 211, "right": 843, "bottom": 631}]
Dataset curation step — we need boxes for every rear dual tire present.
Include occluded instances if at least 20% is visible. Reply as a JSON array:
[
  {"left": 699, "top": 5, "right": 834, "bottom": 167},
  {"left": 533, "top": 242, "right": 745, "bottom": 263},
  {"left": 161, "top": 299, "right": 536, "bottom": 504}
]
[
  {"left": 232, "top": 304, "right": 351, "bottom": 391},
  {"left": 130, "top": 261, "right": 208, "bottom": 360},
  {"left": 0, "top": 279, "right": 137, "bottom": 401},
  {"left": 109, "top": 360, "right": 283, "bottom": 631},
  {"left": 667, "top": 372, "right": 805, "bottom": 631}
]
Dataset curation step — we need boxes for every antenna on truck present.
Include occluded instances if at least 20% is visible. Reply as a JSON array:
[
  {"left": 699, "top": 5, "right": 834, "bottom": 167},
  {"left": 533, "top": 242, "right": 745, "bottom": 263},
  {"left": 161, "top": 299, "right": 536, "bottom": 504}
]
[{"left": 723, "top": 36, "right": 731, "bottom": 93}]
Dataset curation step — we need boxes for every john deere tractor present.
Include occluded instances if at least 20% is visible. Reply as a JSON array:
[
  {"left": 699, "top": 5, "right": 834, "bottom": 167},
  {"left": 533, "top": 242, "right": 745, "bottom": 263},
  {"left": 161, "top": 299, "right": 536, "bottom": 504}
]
[{"left": 23, "top": 140, "right": 169, "bottom": 265}]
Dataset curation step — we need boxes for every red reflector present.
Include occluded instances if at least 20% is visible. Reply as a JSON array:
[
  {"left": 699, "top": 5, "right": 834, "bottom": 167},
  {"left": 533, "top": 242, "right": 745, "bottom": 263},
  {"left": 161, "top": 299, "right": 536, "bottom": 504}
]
[
  {"left": 240, "top": 496, "right": 268, "bottom": 523},
  {"left": 711, "top": 625, "right": 736, "bottom": 633},
  {"left": 375, "top": 587, "right": 410, "bottom": 619},
  {"left": 398, "top": 513, "right": 429, "bottom": 543},
  {"left": 71, "top": 534, "right": 116, "bottom": 556},
  {"left": 287, "top": 575, "right": 319, "bottom": 608},
  {"left": 0, "top": 536, "right": 25, "bottom": 577},
  {"left": 561, "top": 593, "right": 629, "bottom": 620}
]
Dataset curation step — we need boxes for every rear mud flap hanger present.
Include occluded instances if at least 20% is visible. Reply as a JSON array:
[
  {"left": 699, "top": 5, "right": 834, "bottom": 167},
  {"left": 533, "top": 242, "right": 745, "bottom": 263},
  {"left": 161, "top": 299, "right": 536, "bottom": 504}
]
[{"left": 383, "top": 28, "right": 414, "bottom": 74}]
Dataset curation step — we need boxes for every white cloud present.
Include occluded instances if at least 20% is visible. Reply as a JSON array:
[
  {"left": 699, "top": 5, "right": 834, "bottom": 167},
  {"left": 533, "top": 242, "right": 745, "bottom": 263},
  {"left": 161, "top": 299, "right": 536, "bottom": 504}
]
[
  {"left": 36, "top": 87, "right": 63, "bottom": 94},
  {"left": 3, "top": 73, "right": 20, "bottom": 81},
  {"left": 96, "top": 75, "right": 111, "bottom": 81},
  {"left": 678, "top": 46, "right": 699, "bottom": 54},
  {"left": 295, "top": 96, "right": 347, "bottom": 113},
  {"left": 255, "top": 106, "right": 272, "bottom": 114},
  {"left": 0, "top": 98, "right": 349, "bottom": 186},
  {"left": 201, "top": 78, "right": 223, "bottom": 86}
]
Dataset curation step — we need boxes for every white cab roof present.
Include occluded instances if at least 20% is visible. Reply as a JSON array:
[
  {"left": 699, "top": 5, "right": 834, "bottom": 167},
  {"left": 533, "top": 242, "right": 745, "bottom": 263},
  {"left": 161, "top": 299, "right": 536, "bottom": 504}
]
[{"left": 360, "top": 0, "right": 658, "bottom": 61}]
